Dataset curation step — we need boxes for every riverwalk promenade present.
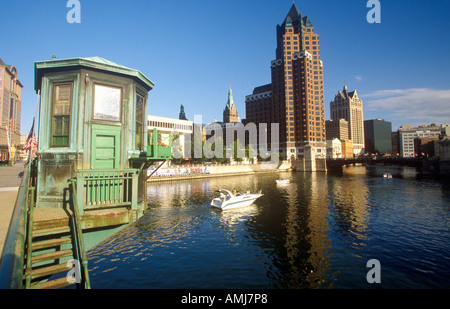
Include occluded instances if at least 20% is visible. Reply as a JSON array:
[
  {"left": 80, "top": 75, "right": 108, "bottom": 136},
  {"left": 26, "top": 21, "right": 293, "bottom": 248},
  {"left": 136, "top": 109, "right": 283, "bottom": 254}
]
[{"left": 0, "top": 162, "right": 24, "bottom": 255}]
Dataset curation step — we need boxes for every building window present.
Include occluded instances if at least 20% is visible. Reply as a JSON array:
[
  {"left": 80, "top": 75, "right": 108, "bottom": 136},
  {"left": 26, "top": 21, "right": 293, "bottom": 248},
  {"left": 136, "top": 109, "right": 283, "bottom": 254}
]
[
  {"left": 51, "top": 83, "right": 72, "bottom": 147},
  {"left": 9, "top": 98, "right": 15, "bottom": 120},
  {"left": 93, "top": 84, "right": 121, "bottom": 121},
  {"left": 136, "top": 94, "right": 145, "bottom": 150}
]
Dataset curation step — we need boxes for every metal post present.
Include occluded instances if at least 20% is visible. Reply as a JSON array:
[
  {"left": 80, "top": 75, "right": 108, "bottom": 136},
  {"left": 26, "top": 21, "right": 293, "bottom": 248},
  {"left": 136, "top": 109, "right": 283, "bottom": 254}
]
[
  {"left": 131, "top": 171, "right": 138, "bottom": 210},
  {"left": 76, "top": 175, "right": 85, "bottom": 216}
]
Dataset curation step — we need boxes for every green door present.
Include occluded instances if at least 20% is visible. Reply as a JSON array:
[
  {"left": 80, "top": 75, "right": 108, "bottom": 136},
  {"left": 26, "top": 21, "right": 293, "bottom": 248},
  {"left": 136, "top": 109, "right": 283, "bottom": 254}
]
[{"left": 92, "top": 125, "right": 121, "bottom": 169}]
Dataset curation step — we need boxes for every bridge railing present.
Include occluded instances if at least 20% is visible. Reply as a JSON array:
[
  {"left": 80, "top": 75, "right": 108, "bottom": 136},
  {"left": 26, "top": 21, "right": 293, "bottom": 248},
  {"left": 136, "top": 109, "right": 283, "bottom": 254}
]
[{"left": 325, "top": 157, "right": 427, "bottom": 169}]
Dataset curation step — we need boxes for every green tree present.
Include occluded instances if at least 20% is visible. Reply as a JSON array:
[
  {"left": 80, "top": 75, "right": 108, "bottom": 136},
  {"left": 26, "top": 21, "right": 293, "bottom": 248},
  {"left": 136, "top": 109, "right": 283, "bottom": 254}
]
[
  {"left": 211, "top": 136, "right": 226, "bottom": 163},
  {"left": 232, "top": 139, "right": 245, "bottom": 162}
]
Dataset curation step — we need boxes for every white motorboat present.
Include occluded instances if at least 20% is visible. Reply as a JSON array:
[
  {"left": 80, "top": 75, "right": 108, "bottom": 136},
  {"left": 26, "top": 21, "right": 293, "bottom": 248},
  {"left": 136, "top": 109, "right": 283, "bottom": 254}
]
[
  {"left": 210, "top": 189, "right": 263, "bottom": 211},
  {"left": 383, "top": 173, "right": 392, "bottom": 179},
  {"left": 276, "top": 179, "right": 290, "bottom": 184}
]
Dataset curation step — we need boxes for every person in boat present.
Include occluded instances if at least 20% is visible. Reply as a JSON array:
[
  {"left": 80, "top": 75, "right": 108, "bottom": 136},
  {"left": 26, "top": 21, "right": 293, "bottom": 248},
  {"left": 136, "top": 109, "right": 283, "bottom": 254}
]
[{"left": 232, "top": 188, "right": 236, "bottom": 195}]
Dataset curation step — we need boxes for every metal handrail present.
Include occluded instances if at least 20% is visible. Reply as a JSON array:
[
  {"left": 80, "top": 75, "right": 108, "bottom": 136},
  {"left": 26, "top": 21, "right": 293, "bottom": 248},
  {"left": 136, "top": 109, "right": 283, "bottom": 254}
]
[
  {"left": 0, "top": 161, "right": 33, "bottom": 289},
  {"left": 70, "top": 179, "right": 90, "bottom": 289},
  {"left": 24, "top": 188, "right": 35, "bottom": 288}
]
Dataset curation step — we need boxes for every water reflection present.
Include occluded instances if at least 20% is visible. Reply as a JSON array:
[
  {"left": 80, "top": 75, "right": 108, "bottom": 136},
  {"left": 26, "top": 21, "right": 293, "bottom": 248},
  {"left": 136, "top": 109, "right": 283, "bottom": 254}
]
[
  {"left": 271, "top": 173, "right": 334, "bottom": 288},
  {"left": 215, "top": 205, "right": 260, "bottom": 227},
  {"left": 87, "top": 168, "right": 450, "bottom": 289},
  {"left": 88, "top": 172, "right": 356, "bottom": 288},
  {"left": 328, "top": 167, "right": 370, "bottom": 244},
  {"left": 213, "top": 205, "right": 260, "bottom": 248}
]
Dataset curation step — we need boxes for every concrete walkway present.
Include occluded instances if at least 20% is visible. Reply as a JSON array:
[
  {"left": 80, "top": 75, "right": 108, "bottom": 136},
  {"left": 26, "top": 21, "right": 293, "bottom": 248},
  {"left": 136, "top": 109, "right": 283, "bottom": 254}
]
[{"left": 0, "top": 162, "right": 25, "bottom": 254}]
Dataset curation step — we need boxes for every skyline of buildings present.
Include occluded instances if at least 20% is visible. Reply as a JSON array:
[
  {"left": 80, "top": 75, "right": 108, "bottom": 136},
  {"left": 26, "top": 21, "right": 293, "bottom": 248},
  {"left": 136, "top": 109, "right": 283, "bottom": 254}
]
[
  {"left": 1, "top": 54, "right": 448, "bottom": 161},
  {"left": 3, "top": 1, "right": 449, "bottom": 143},
  {"left": 1, "top": 4, "right": 449, "bottom": 161}
]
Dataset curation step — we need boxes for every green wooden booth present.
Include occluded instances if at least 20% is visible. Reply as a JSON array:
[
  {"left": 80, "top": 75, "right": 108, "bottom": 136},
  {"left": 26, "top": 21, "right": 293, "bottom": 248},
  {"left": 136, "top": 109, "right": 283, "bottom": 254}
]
[
  {"left": 0, "top": 57, "right": 176, "bottom": 289},
  {"left": 35, "top": 57, "right": 155, "bottom": 215},
  {"left": 25, "top": 57, "right": 157, "bottom": 288}
]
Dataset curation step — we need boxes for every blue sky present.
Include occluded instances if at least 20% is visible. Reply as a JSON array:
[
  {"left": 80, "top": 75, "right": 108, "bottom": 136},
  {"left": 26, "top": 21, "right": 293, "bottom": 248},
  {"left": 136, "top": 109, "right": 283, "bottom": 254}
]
[{"left": 2, "top": 0, "right": 449, "bottom": 134}]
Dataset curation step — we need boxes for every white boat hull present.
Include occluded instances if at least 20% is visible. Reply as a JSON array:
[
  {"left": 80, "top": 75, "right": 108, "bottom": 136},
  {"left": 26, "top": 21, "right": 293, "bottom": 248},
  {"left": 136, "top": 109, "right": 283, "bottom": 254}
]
[{"left": 210, "top": 190, "right": 263, "bottom": 211}]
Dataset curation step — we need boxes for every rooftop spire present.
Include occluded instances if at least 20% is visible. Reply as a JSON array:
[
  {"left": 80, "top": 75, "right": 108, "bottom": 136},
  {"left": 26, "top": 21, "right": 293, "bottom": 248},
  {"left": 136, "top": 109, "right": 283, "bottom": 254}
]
[
  {"left": 227, "top": 87, "right": 234, "bottom": 109},
  {"left": 223, "top": 85, "right": 239, "bottom": 123},
  {"left": 179, "top": 104, "right": 187, "bottom": 120},
  {"left": 285, "top": 3, "right": 301, "bottom": 23}
]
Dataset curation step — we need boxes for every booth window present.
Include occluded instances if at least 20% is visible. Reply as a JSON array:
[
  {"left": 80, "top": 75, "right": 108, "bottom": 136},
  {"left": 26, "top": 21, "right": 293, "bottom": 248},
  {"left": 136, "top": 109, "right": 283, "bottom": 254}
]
[
  {"left": 51, "top": 83, "right": 72, "bottom": 147},
  {"left": 93, "top": 84, "right": 121, "bottom": 122},
  {"left": 135, "top": 94, "right": 145, "bottom": 150}
]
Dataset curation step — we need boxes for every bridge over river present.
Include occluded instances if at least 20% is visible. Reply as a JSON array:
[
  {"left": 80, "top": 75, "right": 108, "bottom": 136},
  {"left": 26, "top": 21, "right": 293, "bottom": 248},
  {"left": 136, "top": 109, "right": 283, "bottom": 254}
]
[{"left": 326, "top": 157, "right": 440, "bottom": 174}]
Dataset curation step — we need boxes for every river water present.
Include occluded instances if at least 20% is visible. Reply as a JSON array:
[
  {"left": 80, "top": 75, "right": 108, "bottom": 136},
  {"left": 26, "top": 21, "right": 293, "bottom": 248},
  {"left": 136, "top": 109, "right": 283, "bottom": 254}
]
[{"left": 87, "top": 166, "right": 450, "bottom": 289}]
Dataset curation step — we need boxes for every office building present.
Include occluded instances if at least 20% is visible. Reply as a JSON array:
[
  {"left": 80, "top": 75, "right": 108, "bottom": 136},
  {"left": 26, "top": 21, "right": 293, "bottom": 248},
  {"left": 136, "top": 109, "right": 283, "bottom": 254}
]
[
  {"left": 330, "top": 86, "right": 365, "bottom": 154},
  {"left": 340, "top": 139, "right": 354, "bottom": 159},
  {"left": 398, "top": 124, "right": 441, "bottom": 157},
  {"left": 245, "top": 3, "right": 326, "bottom": 159},
  {"left": 0, "top": 58, "right": 23, "bottom": 160},
  {"left": 326, "top": 119, "right": 349, "bottom": 141},
  {"left": 148, "top": 115, "right": 193, "bottom": 159},
  {"left": 391, "top": 131, "right": 399, "bottom": 156},
  {"left": 364, "top": 119, "right": 392, "bottom": 155},
  {"left": 326, "top": 138, "right": 342, "bottom": 159},
  {"left": 398, "top": 125, "right": 416, "bottom": 157}
]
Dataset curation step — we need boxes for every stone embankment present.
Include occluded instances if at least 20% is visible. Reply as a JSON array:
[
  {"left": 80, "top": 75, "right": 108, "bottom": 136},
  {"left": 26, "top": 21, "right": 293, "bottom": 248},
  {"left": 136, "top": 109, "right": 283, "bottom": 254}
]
[{"left": 147, "top": 160, "right": 293, "bottom": 182}]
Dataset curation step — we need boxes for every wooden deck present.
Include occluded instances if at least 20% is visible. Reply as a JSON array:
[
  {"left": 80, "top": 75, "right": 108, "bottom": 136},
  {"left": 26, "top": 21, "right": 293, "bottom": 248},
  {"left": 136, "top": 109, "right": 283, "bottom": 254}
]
[{"left": 33, "top": 206, "right": 136, "bottom": 231}]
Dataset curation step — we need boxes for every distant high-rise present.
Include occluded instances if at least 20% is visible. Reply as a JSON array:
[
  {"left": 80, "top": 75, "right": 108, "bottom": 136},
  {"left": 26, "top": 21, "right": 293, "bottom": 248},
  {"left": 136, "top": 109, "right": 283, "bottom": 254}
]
[
  {"left": 245, "top": 3, "right": 326, "bottom": 158},
  {"left": 330, "top": 86, "right": 365, "bottom": 154},
  {"left": 364, "top": 119, "right": 392, "bottom": 155},
  {"left": 223, "top": 87, "right": 239, "bottom": 123}
]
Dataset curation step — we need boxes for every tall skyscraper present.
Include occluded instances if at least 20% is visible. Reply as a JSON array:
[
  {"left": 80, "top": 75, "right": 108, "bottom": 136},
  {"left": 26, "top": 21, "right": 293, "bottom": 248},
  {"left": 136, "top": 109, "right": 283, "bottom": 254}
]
[
  {"left": 330, "top": 86, "right": 365, "bottom": 154},
  {"left": 223, "top": 87, "right": 239, "bottom": 123},
  {"left": 245, "top": 3, "right": 326, "bottom": 158}
]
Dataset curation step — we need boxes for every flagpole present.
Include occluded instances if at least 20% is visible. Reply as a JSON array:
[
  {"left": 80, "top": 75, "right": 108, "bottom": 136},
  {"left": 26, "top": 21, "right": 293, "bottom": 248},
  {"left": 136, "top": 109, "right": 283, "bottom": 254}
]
[{"left": 27, "top": 90, "right": 40, "bottom": 162}]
